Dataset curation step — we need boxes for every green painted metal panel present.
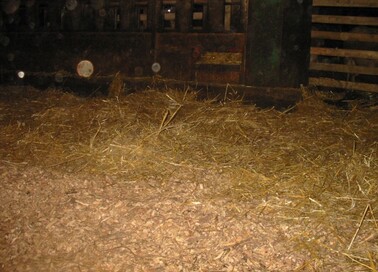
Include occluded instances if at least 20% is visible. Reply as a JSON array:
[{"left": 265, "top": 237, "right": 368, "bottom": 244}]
[
  {"left": 245, "top": 0, "right": 284, "bottom": 86},
  {"left": 245, "top": 0, "right": 312, "bottom": 87}
]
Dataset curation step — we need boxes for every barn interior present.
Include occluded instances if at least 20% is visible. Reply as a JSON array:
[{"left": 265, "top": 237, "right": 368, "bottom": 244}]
[
  {"left": 1, "top": 0, "right": 313, "bottom": 107},
  {"left": 1, "top": 0, "right": 377, "bottom": 102},
  {"left": 0, "top": 0, "right": 377, "bottom": 271}
]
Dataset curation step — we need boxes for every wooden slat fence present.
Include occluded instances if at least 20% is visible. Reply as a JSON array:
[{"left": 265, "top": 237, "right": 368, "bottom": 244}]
[{"left": 309, "top": 0, "right": 378, "bottom": 93}]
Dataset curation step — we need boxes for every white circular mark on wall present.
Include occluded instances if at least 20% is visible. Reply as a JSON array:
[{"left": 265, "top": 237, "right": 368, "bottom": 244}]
[
  {"left": 17, "top": 71, "right": 25, "bottom": 79},
  {"left": 151, "top": 62, "right": 161, "bottom": 73},
  {"left": 77, "top": 60, "right": 94, "bottom": 78}
]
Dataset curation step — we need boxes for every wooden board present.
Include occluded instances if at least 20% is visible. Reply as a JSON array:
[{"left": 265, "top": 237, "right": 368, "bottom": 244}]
[
  {"left": 195, "top": 71, "right": 240, "bottom": 84},
  {"left": 309, "top": 77, "right": 378, "bottom": 92},
  {"left": 312, "top": 15, "right": 378, "bottom": 26},
  {"left": 312, "top": 0, "right": 378, "bottom": 8},
  {"left": 310, "top": 62, "right": 378, "bottom": 76},
  {"left": 311, "top": 30, "right": 378, "bottom": 43},
  {"left": 311, "top": 47, "right": 378, "bottom": 60}
]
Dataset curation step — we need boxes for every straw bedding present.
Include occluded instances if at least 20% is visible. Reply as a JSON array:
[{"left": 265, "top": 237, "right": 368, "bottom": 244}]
[{"left": 0, "top": 85, "right": 377, "bottom": 271}]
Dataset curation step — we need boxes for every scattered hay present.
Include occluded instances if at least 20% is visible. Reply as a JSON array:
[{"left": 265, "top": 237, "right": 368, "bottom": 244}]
[{"left": 0, "top": 85, "right": 377, "bottom": 271}]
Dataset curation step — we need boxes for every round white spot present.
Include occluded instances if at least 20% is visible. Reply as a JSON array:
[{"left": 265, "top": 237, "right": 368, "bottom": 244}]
[
  {"left": 77, "top": 60, "right": 94, "bottom": 78},
  {"left": 151, "top": 62, "right": 161, "bottom": 73},
  {"left": 17, "top": 71, "right": 25, "bottom": 79}
]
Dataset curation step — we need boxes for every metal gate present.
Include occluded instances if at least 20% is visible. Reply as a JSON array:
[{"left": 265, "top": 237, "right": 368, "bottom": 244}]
[{"left": 309, "top": 0, "right": 378, "bottom": 93}]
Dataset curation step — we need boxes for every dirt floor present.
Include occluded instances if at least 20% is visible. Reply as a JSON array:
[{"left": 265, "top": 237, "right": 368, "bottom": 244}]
[{"left": 0, "top": 85, "right": 377, "bottom": 271}]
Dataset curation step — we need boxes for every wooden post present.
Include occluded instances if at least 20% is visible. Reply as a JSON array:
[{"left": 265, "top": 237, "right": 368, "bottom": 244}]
[
  {"left": 150, "top": 0, "right": 161, "bottom": 60},
  {"left": 120, "top": 0, "right": 132, "bottom": 30},
  {"left": 176, "top": 0, "right": 191, "bottom": 32},
  {"left": 208, "top": 0, "right": 224, "bottom": 32},
  {"left": 153, "top": 0, "right": 161, "bottom": 31},
  {"left": 240, "top": 0, "right": 247, "bottom": 32}
]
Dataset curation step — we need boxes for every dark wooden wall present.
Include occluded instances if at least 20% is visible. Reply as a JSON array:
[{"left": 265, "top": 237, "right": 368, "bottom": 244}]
[
  {"left": 0, "top": 0, "right": 312, "bottom": 89},
  {"left": 1, "top": 32, "right": 152, "bottom": 76}
]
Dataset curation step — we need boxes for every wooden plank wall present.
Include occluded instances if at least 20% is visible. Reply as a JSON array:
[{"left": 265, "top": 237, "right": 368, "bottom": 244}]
[{"left": 309, "top": 0, "right": 378, "bottom": 93}]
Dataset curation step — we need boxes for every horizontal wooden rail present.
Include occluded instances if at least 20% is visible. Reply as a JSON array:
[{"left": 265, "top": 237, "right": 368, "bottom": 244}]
[
  {"left": 312, "top": 15, "right": 378, "bottom": 26},
  {"left": 311, "top": 30, "right": 378, "bottom": 42},
  {"left": 311, "top": 47, "right": 378, "bottom": 60},
  {"left": 309, "top": 77, "right": 378, "bottom": 93},
  {"left": 310, "top": 62, "right": 378, "bottom": 76},
  {"left": 313, "top": 0, "right": 378, "bottom": 8}
]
